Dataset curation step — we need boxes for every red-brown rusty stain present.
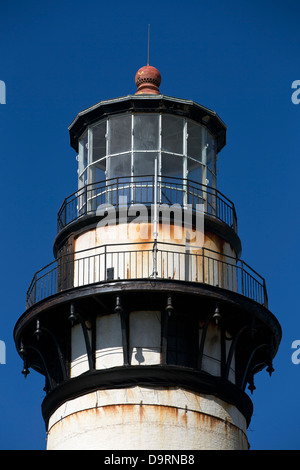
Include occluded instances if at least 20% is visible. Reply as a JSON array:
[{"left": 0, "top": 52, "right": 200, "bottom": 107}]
[
  {"left": 139, "top": 401, "right": 144, "bottom": 425},
  {"left": 202, "top": 231, "right": 226, "bottom": 256},
  {"left": 157, "top": 405, "right": 178, "bottom": 427},
  {"left": 182, "top": 405, "right": 188, "bottom": 428},
  {"left": 49, "top": 403, "right": 248, "bottom": 449},
  {"left": 196, "top": 412, "right": 218, "bottom": 430}
]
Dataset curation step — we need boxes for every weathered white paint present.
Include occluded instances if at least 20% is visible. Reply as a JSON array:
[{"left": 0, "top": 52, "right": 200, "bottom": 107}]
[
  {"left": 200, "top": 323, "right": 235, "bottom": 383},
  {"left": 129, "top": 311, "right": 161, "bottom": 365},
  {"left": 70, "top": 322, "right": 92, "bottom": 377},
  {"left": 96, "top": 313, "right": 123, "bottom": 369},
  {"left": 46, "top": 387, "right": 248, "bottom": 450}
]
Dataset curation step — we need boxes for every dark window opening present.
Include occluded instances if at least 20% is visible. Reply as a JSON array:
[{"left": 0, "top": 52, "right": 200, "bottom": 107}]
[{"left": 167, "top": 314, "right": 198, "bottom": 368}]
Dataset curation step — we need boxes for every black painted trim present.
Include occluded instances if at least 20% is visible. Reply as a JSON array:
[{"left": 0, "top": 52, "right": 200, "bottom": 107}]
[
  {"left": 14, "top": 279, "right": 282, "bottom": 354},
  {"left": 41, "top": 365, "right": 253, "bottom": 428},
  {"left": 68, "top": 95, "right": 227, "bottom": 153}
]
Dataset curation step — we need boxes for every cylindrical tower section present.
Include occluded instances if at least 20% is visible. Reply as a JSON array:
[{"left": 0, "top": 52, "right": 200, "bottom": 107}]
[{"left": 46, "top": 388, "right": 248, "bottom": 450}]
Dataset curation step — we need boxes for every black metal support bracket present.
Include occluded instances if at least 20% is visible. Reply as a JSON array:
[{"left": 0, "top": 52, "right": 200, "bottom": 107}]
[
  {"left": 19, "top": 339, "right": 54, "bottom": 392},
  {"left": 69, "top": 304, "right": 94, "bottom": 371},
  {"left": 161, "top": 295, "right": 173, "bottom": 364},
  {"left": 34, "top": 319, "right": 67, "bottom": 381},
  {"left": 241, "top": 344, "right": 269, "bottom": 392},
  {"left": 115, "top": 296, "right": 129, "bottom": 366},
  {"left": 197, "top": 303, "right": 221, "bottom": 371}
]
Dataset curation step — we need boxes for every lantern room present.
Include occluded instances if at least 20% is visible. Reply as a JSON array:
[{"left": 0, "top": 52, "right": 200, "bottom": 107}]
[
  {"left": 68, "top": 70, "right": 227, "bottom": 219},
  {"left": 77, "top": 113, "right": 218, "bottom": 190}
]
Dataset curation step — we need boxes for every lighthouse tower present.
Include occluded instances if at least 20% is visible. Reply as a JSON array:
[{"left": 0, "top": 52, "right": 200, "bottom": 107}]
[{"left": 14, "top": 65, "right": 281, "bottom": 450}]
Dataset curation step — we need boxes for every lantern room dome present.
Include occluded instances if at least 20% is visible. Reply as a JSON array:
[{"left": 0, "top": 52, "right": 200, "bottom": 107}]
[{"left": 135, "top": 65, "right": 161, "bottom": 95}]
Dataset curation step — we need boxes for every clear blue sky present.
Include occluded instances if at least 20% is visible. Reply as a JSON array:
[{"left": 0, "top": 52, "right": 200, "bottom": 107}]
[{"left": 0, "top": 0, "right": 299, "bottom": 450}]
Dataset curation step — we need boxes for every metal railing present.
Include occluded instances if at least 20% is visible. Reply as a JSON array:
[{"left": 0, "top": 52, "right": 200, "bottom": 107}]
[
  {"left": 26, "top": 241, "right": 267, "bottom": 309},
  {"left": 57, "top": 176, "right": 237, "bottom": 233}
]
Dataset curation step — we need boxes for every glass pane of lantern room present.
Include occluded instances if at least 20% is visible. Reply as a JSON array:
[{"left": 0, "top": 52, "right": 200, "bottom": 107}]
[
  {"left": 94, "top": 160, "right": 106, "bottom": 182},
  {"left": 79, "top": 170, "right": 88, "bottom": 188},
  {"left": 108, "top": 153, "right": 131, "bottom": 179},
  {"left": 78, "top": 133, "right": 88, "bottom": 186},
  {"left": 133, "top": 152, "right": 157, "bottom": 204},
  {"left": 187, "top": 158, "right": 203, "bottom": 206},
  {"left": 78, "top": 170, "right": 88, "bottom": 215},
  {"left": 206, "top": 132, "right": 217, "bottom": 178},
  {"left": 88, "top": 159, "right": 107, "bottom": 211},
  {"left": 187, "top": 158, "right": 202, "bottom": 183},
  {"left": 92, "top": 121, "right": 106, "bottom": 163},
  {"left": 205, "top": 169, "right": 217, "bottom": 216},
  {"left": 161, "top": 115, "right": 183, "bottom": 154},
  {"left": 108, "top": 114, "right": 131, "bottom": 155},
  {"left": 187, "top": 120, "right": 202, "bottom": 160},
  {"left": 161, "top": 153, "right": 184, "bottom": 205},
  {"left": 108, "top": 153, "right": 131, "bottom": 205},
  {"left": 161, "top": 153, "right": 183, "bottom": 179},
  {"left": 133, "top": 152, "right": 156, "bottom": 176},
  {"left": 134, "top": 114, "right": 159, "bottom": 150},
  {"left": 206, "top": 169, "right": 216, "bottom": 188}
]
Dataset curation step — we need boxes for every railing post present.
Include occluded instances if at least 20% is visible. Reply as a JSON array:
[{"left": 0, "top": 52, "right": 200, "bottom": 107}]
[
  {"left": 104, "top": 245, "right": 107, "bottom": 281},
  {"left": 152, "top": 158, "right": 158, "bottom": 279},
  {"left": 33, "top": 273, "right": 37, "bottom": 306},
  {"left": 263, "top": 279, "right": 268, "bottom": 308},
  {"left": 84, "top": 185, "right": 88, "bottom": 215},
  {"left": 233, "top": 205, "right": 237, "bottom": 231},
  {"left": 212, "top": 188, "right": 217, "bottom": 218},
  {"left": 64, "top": 199, "right": 68, "bottom": 227},
  {"left": 116, "top": 177, "right": 119, "bottom": 209},
  {"left": 241, "top": 260, "right": 244, "bottom": 296}
]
